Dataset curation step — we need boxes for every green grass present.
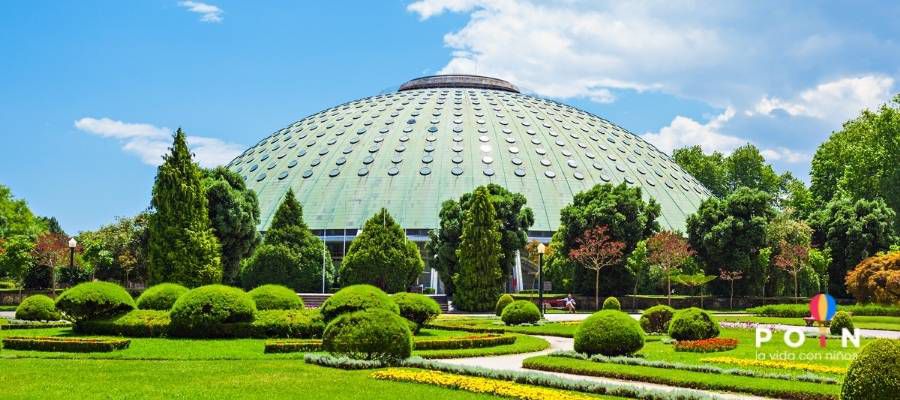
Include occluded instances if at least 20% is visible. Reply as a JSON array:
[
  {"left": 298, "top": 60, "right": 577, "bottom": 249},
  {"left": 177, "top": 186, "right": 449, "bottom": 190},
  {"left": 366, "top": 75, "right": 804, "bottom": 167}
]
[
  {"left": 0, "top": 305, "right": 17, "bottom": 312},
  {"left": 414, "top": 334, "right": 549, "bottom": 359},
  {"left": 719, "top": 315, "right": 900, "bottom": 331},
  {"left": 429, "top": 316, "right": 579, "bottom": 337}
]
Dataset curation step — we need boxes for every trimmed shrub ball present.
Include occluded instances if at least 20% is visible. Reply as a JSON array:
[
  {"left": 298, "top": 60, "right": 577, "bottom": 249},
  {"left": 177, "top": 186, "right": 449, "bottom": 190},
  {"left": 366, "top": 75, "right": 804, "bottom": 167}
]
[
  {"left": 602, "top": 296, "right": 621, "bottom": 311},
  {"left": 830, "top": 311, "right": 854, "bottom": 336},
  {"left": 16, "top": 295, "right": 61, "bottom": 321},
  {"left": 249, "top": 284, "right": 303, "bottom": 310},
  {"left": 575, "top": 310, "right": 644, "bottom": 356},
  {"left": 840, "top": 339, "right": 900, "bottom": 400},
  {"left": 319, "top": 284, "right": 399, "bottom": 322},
  {"left": 322, "top": 308, "right": 413, "bottom": 362},
  {"left": 55, "top": 281, "right": 135, "bottom": 322},
  {"left": 170, "top": 285, "right": 256, "bottom": 336},
  {"left": 639, "top": 305, "right": 675, "bottom": 334},
  {"left": 495, "top": 294, "right": 514, "bottom": 316},
  {"left": 501, "top": 300, "right": 542, "bottom": 325},
  {"left": 136, "top": 283, "right": 188, "bottom": 311},
  {"left": 668, "top": 307, "right": 719, "bottom": 341},
  {"left": 392, "top": 292, "right": 441, "bottom": 333}
]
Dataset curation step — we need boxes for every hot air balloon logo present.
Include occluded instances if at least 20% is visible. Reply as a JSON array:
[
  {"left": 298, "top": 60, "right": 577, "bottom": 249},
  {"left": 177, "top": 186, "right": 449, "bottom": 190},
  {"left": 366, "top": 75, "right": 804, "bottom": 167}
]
[{"left": 809, "top": 293, "right": 836, "bottom": 347}]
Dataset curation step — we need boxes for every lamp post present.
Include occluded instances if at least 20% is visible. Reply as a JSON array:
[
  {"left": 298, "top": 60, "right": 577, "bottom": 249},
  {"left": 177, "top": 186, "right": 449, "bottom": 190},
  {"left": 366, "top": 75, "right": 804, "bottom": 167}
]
[
  {"left": 321, "top": 241, "right": 327, "bottom": 294},
  {"left": 537, "top": 243, "right": 545, "bottom": 317}
]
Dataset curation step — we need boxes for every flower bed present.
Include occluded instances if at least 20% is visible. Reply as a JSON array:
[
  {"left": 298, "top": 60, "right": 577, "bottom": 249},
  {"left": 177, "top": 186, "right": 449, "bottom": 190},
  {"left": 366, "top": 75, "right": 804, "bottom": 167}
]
[
  {"left": 413, "top": 334, "right": 515, "bottom": 350},
  {"left": 265, "top": 339, "right": 322, "bottom": 353},
  {"left": 674, "top": 338, "right": 738, "bottom": 353},
  {"left": 700, "top": 356, "right": 846, "bottom": 374},
  {"left": 371, "top": 369, "right": 597, "bottom": 400},
  {"left": 303, "top": 353, "right": 386, "bottom": 370},
  {"left": 0, "top": 320, "right": 71, "bottom": 330},
  {"left": 2, "top": 336, "right": 130, "bottom": 352}
]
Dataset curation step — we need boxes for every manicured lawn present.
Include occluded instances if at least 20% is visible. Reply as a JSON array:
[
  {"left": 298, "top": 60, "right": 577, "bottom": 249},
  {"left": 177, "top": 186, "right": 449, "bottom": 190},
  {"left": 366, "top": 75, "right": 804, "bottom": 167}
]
[
  {"left": 429, "top": 316, "right": 579, "bottom": 337},
  {"left": 718, "top": 315, "right": 900, "bottom": 331}
]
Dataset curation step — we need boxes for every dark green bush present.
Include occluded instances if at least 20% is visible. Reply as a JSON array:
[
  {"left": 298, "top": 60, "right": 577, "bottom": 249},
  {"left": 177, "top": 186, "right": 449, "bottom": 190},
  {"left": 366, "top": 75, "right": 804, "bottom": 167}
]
[
  {"left": 413, "top": 334, "right": 516, "bottom": 350},
  {"left": 169, "top": 285, "right": 256, "bottom": 337},
  {"left": 2, "top": 336, "right": 130, "bottom": 352},
  {"left": 265, "top": 339, "right": 322, "bottom": 353},
  {"left": 322, "top": 308, "right": 412, "bottom": 362},
  {"left": 55, "top": 281, "right": 135, "bottom": 322},
  {"left": 841, "top": 339, "right": 900, "bottom": 400},
  {"left": 75, "top": 310, "right": 171, "bottom": 337},
  {"left": 251, "top": 309, "right": 324, "bottom": 338},
  {"left": 668, "top": 307, "right": 719, "bottom": 341},
  {"left": 495, "top": 294, "right": 514, "bottom": 316},
  {"left": 319, "top": 284, "right": 399, "bottom": 322},
  {"left": 602, "top": 296, "right": 621, "bottom": 311},
  {"left": 830, "top": 311, "right": 855, "bottom": 335},
  {"left": 392, "top": 292, "right": 441, "bottom": 333},
  {"left": 15, "top": 295, "right": 60, "bottom": 321},
  {"left": 574, "top": 310, "right": 644, "bottom": 356},
  {"left": 248, "top": 284, "right": 303, "bottom": 310},
  {"left": 639, "top": 305, "right": 675, "bottom": 334},
  {"left": 748, "top": 303, "right": 900, "bottom": 317},
  {"left": 500, "top": 300, "right": 541, "bottom": 325},
  {"left": 136, "top": 283, "right": 188, "bottom": 311}
]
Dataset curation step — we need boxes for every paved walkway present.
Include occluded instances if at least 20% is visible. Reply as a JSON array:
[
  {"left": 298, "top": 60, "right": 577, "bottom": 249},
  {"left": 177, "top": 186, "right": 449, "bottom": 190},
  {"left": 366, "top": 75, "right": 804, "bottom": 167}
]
[{"left": 0, "top": 311, "right": 14, "bottom": 319}]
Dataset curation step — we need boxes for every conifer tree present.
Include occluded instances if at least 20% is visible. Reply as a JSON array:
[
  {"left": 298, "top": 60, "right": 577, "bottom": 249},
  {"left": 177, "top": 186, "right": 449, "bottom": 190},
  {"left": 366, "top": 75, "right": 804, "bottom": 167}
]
[
  {"left": 340, "top": 208, "right": 423, "bottom": 293},
  {"left": 148, "top": 129, "right": 222, "bottom": 286},
  {"left": 202, "top": 167, "right": 261, "bottom": 285},
  {"left": 453, "top": 187, "right": 503, "bottom": 311}
]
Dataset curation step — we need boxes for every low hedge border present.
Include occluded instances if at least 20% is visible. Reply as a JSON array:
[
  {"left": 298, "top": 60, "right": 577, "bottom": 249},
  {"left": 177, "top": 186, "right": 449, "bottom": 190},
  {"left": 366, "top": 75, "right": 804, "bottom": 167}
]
[
  {"left": 2, "top": 336, "right": 130, "bottom": 353},
  {"left": 413, "top": 334, "right": 516, "bottom": 350},
  {"left": 265, "top": 339, "right": 322, "bottom": 353},
  {"left": 303, "top": 353, "right": 386, "bottom": 370},
  {"left": 0, "top": 320, "right": 71, "bottom": 330},
  {"left": 747, "top": 303, "right": 900, "bottom": 318},
  {"left": 674, "top": 338, "right": 738, "bottom": 353}
]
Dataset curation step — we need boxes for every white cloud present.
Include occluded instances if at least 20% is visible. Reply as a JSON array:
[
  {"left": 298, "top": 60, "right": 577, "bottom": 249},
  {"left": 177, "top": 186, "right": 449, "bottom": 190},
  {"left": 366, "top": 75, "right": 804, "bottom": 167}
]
[
  {"left": 751, "top": 75, "right": 894, "bottom": 123},
  {"left": 760, "top": 147, "right": 810, "bottom": 163},
  {"left": 178, "top": 1, "right": 223, "bottom": 23},
  {"left": 641, "top": 108, "right": 745, "bottom": 155},
  {"left": 75, "top": 117, "right": 241, "bottom": 168},
  {"left": 407, "top": 0, "right": 482, "bottom": 19}
]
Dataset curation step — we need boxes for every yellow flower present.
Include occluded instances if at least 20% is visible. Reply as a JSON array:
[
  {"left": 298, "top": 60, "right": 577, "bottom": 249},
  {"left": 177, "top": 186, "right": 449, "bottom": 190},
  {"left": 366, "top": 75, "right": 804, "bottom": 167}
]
[
  {"left": 700, "top": 356, "right": 846, "bottom": 374},
  {"left": 371, "top": 369, "right": 595, "bottom": 400}
]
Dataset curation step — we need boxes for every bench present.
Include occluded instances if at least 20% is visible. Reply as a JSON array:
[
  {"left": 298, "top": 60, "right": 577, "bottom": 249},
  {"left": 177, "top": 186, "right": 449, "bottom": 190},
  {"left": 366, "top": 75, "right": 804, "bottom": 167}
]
[
  {"left": 542, "top": 299, "right": 568, "bottom": 311},
  {"left": 802, "top": 317, "right": 830, "bottom": 327}
]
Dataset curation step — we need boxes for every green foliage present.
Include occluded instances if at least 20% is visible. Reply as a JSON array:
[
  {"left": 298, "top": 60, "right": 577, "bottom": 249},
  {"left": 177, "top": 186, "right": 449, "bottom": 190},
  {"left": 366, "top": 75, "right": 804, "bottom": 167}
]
[
  {"left": 322, "top": 309, "right": 413, "bottom": 362},
  {"left": 15, "top": 294, "right": 60, "bottom": 321},
  {"left": 495, "top": 293, "right": 514, "bottom": 316},
  {"left": 626, "top": 239, "right": 653, "bottom": 295},
  {"left": 136, "top": 283, "right": 188, "bottom": 310},
  {"left": 558, "top": 183, "right": 660, "bottom": 297},
  {"left": 21, "top": 263, "right": 51, "bottom": 289},
  {"left": 427, "top": 184, "right": 534, "bottom": 296},
  {"left": 668, "top": 307, "right": 719, "bottom": 341},
  {"left": 202, "top": 167, "right": 261, "bottom": 285},
  {"left": 0, "top": 184, "right": 46, "bottom": 281},
  {"left": 148, "top": 129, "right": 222, "bottom": 287},
  {"left": 58, "top": 265, "right": 93, "bottom": 287},
  {"left": 248, "top": 284, "right": 303, "bottom": 310},
  {"left": 639, "top": 305, "right": 675, "bottom": 333},
  {"left": 673, "top": 144, "right": 790, "bottom": 200},
  {"left": 339, "top": 208, "right": 422, "bottom": 293},
  {"left": 2, "top": 336, "right": 130, "bottom": 352},
  {"left": 840, "top": 339, "right": 900, "bottom": 400},
  {"left": 830, "top": 311, "right": 854, "bottom": 335},
  {"left": 602, "top": 296, "right": 621, "bottom": 310},
  {"left": 809, "top": 197, "right": 896, "bottom": 296},
  {"left": 453, "top": 187, "right": 503, "bottom": 311},
  {"left": 574, "top": 310, "right": 644, "bottom": 356},
  {"left": 319, "top": 284, "right": 399, "bottom": 322},
  {"left": 250, "top": 309, "right": 324, "bottom": 338},
  {"left": 748, "top": 303, "right": 900, "bottom": 317},
  {"left": 672, "top": 146, "right": 728, "bottom": 197},
  {"left": 500, "top": 300, "right": 541, "bottom": 325},
  {"left": 78, "top": 213, "right": 150, "bottom": 284},
  {"left": 169, "top": 284, "right": 256, "bottom": 336},
  {"left": 55, "top": 281, "right": 135, "bottom": 322},
  {"left": 845, "top": 251, "right": 900, "bottom": 305},
  {"left": 75, "top": 309, "right": 171, "bottom": 337},
  {"left": 392, "top": 292, "right": 441, "bottom": 333}
]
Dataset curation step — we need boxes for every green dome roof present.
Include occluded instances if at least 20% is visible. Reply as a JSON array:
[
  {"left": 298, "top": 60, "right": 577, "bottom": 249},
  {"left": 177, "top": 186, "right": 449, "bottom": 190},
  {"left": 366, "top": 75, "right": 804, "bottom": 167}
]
[{"left": 226, "top": 75, "right": 711, "bottom": 235}]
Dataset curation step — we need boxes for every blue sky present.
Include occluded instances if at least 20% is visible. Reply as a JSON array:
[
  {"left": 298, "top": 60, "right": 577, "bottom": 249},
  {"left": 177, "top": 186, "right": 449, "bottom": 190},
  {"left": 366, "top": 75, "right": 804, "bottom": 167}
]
[{"left": 2, "top": 1, "right": 898, "bottom": 234}]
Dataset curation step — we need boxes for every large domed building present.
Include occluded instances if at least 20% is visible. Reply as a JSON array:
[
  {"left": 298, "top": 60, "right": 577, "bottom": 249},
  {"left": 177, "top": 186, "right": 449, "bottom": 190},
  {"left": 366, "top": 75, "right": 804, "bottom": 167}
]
[{"left": 226, "top": 75, "right": 711, "bottom": 289}]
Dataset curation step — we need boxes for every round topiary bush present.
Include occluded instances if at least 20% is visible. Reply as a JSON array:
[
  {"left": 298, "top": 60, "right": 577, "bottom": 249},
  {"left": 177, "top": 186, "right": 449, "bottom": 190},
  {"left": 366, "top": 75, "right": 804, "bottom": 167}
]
[
  {"left": 639, "top": 305, "right": 676, "bottom": 334},
  {"left": 319, "top": 284, "right": 399, "bottom": 322},
  {"left": 322, "top": 308, "right": 413, "bottom": 362},
  {"left": 15, "top": 295, "right": 61, "bottom": 321},
  {"left": 501, "top": 300, "right": 542, "bottom": 325},
  {"left": 668, "top": 307, "right": 719, "bottom": 341},
  {"left": 830, "top": 311, "right": 854, "bottom": 335},
  {"left": 55, "top": 281, "right": 135, "bottom": 322},
  {"left": 248, "top": 284, "right": 303, "bottom": 310},
  {"left": 574, "top": 310, "right": 644, "bottom": 356},
  {"left": 170, "top": 285, "right": 256, "bottom": 336},
  {"left": 840, "top": 339, "right": 900, "bottom": 400},
  {"left": 495, "top": 293, "right": 514, "bottom": 316},
  {"left": 136, "top": 283, "right": 188, "bottom": 311},
  {"left": 392, "top": 292, "right": 441, "bottom": 333},
  {"left": 602, "top": 296, "right": 621, "bottom": 311}
]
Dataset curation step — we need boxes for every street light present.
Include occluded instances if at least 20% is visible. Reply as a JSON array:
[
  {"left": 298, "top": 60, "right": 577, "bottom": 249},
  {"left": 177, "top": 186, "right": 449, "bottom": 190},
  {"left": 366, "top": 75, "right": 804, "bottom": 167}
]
[{"left": 537, "top": 243, "right": 546, "bottom": 317}]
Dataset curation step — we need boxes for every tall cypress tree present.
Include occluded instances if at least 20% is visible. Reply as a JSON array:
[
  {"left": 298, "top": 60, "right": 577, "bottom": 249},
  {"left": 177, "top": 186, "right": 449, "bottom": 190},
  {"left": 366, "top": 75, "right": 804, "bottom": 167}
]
[
  {"left": 148, "top": 129, "right": 222, "bottom": 287},
  {"left": 453, "top": 187, "right": 503, "bottom": 311},
  {"left": 340, "top": 208, "right": 423, "bottom": 293}
]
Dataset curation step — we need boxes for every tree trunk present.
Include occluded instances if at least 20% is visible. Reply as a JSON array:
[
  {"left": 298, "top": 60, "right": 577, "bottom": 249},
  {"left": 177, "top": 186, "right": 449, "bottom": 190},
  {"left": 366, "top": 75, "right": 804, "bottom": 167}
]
[
  {"left": 594, "top": 269, "right": 600, "bottom": 310},
  {"left": 666, "top": 273, "right": 672, "bottom": 306},
  {"left": 793, "top": 273, "right": 799, "bottom": 304},
  {"left": 632, "top": 284, "right": 638, "bottom": 310},
  {"left": 729, "top": 281, "right": 734, "bottom": 310}
]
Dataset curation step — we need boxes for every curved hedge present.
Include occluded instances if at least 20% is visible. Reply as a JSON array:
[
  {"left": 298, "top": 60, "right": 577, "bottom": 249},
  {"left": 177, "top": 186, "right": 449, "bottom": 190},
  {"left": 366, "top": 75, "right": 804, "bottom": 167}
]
[
  {"left": 500, "top": 300, "right": 541, "bottom": 325},
  {"left": 249, "top": 284, "right": 303, "bottom": 310},
  {"left": 15, "top": 295, "right": 61, "bottom": 321},
  {"left": 322, "top": 308, "right": 412, "bottom": 362},
  {"left": 830, "top": 311, "right": 854, "bottom": 336},
  {"left": 668, "top": 308, "right": 719, "bottom": 341},
  {"left": 393, "top": 292, "right": 441, "bottom": 333},
  {"left": 136, "top": 283, "right": 188, "bottom": 311},
  {"left": 841, "top": 339, "right": 900, "bottom": 400},
  {"left": 602, "top": 296, "right": 621, "bottom": 311},
  {"left": 55, "top": 281, "right": 135, "bottom": 322},
  {"left": 495, "top": 294, "right": 514, "bottom": 316},
  {"left": 639, "top": 305, "right": 675, "bottom": 334},
  {"left": 574, "top": 310, "right": 644, "bottom": 356},
  {"left": 319, "top": 284, "right": 399, "bottom": 322},
  {"left": 169, "top": 285, "right": 256, "bottom": 337}
]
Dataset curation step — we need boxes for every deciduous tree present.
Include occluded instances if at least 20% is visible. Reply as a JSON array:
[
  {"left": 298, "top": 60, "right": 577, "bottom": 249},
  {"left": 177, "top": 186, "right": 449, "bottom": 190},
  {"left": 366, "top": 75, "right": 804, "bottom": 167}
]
[
  {"left": 647, "top": 231, "right": 694, "bottom": 306},
  {"left": 569, "top": 225, "right": 625, "bottom": 310},
  {"left": 773, "top": 241, "right": 810, "bottom": 302}
]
